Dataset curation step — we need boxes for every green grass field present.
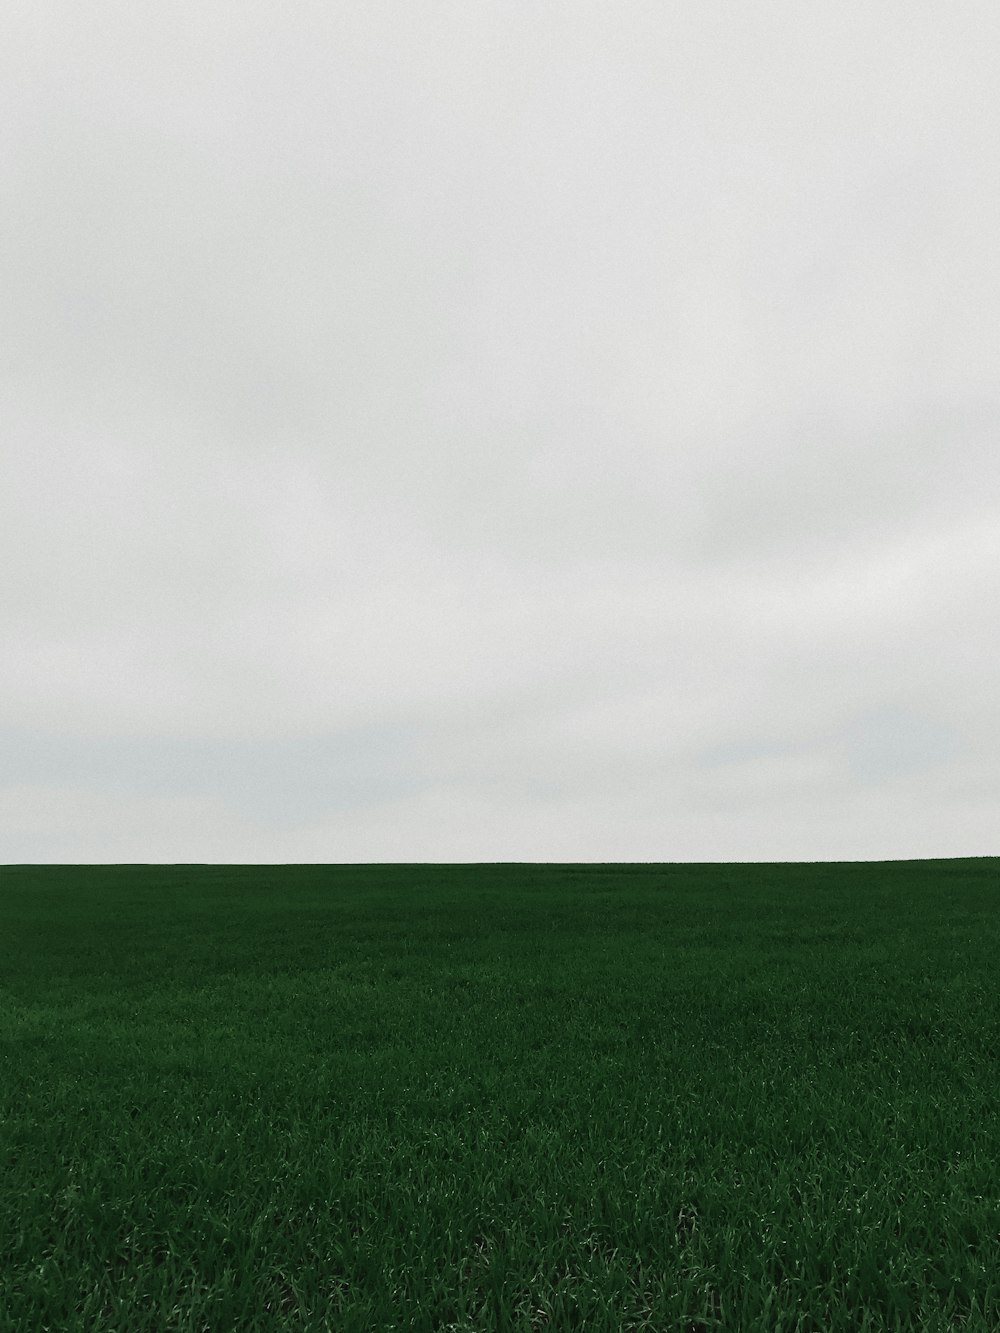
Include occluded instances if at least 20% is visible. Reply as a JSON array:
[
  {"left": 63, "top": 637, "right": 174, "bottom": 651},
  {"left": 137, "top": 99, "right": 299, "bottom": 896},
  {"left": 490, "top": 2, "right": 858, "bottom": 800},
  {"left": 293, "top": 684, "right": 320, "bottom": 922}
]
[{"left": 2, "top": 858, "right": 999, "bottom": 1331}]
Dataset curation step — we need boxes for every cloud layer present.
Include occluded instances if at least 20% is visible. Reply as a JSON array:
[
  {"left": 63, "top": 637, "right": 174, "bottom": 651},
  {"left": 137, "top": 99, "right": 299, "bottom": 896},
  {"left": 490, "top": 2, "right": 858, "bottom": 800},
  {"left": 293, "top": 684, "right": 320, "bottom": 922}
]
[{"left": 3, "top": 1, "right": 998, "bottom": 861}]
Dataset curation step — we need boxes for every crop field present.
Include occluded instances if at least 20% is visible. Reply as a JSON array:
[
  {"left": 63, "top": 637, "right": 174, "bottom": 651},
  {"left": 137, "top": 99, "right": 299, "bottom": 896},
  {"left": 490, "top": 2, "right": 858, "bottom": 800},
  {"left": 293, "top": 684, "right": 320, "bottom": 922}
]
[{"left": 2, "top": 858, "right": 999, "bottom": 1331}]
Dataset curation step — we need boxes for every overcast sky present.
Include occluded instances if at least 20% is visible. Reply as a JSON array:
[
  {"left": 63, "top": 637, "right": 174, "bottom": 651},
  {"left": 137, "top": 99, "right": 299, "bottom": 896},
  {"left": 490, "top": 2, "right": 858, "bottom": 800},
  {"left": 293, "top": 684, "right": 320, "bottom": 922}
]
[{"left": 3, "top": 2, "right": 998, "bottom": 864}]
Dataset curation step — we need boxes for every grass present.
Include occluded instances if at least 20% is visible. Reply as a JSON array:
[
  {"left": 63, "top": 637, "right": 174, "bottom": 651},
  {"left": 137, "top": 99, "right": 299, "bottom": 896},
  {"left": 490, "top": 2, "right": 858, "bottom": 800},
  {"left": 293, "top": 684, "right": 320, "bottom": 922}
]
[{"left": 2, "top": 857, "right": 999, "bottom": 1331}]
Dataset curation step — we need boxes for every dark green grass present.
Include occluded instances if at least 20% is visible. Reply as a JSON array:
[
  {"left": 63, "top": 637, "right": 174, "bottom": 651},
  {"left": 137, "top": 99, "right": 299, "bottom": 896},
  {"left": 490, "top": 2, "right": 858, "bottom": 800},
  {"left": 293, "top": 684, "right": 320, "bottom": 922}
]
[{"left": 2, "top": 858, "right": 999, "bottom": 1331}]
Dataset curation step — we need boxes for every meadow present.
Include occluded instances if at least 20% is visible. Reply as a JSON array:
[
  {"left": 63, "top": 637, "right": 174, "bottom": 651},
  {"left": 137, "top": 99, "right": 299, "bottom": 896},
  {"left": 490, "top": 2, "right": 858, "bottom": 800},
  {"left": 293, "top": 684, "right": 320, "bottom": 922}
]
[{"left": 2, "top": 857, "right": 999, "bottom": 1331}]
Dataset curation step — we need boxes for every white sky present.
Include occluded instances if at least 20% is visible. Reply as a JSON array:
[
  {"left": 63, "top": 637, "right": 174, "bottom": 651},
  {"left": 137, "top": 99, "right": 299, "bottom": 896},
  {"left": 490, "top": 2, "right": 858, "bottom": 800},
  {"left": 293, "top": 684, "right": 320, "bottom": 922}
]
[{"left": 3, "top": 1, "right": 998, "bottom": 863}]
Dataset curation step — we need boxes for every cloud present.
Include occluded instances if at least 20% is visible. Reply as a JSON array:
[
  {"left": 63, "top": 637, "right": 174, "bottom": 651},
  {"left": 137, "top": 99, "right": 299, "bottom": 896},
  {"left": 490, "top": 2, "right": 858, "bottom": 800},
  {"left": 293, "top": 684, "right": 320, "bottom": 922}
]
[{"left": 2, "top": 1, "right": 999, "bottom": 861}]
